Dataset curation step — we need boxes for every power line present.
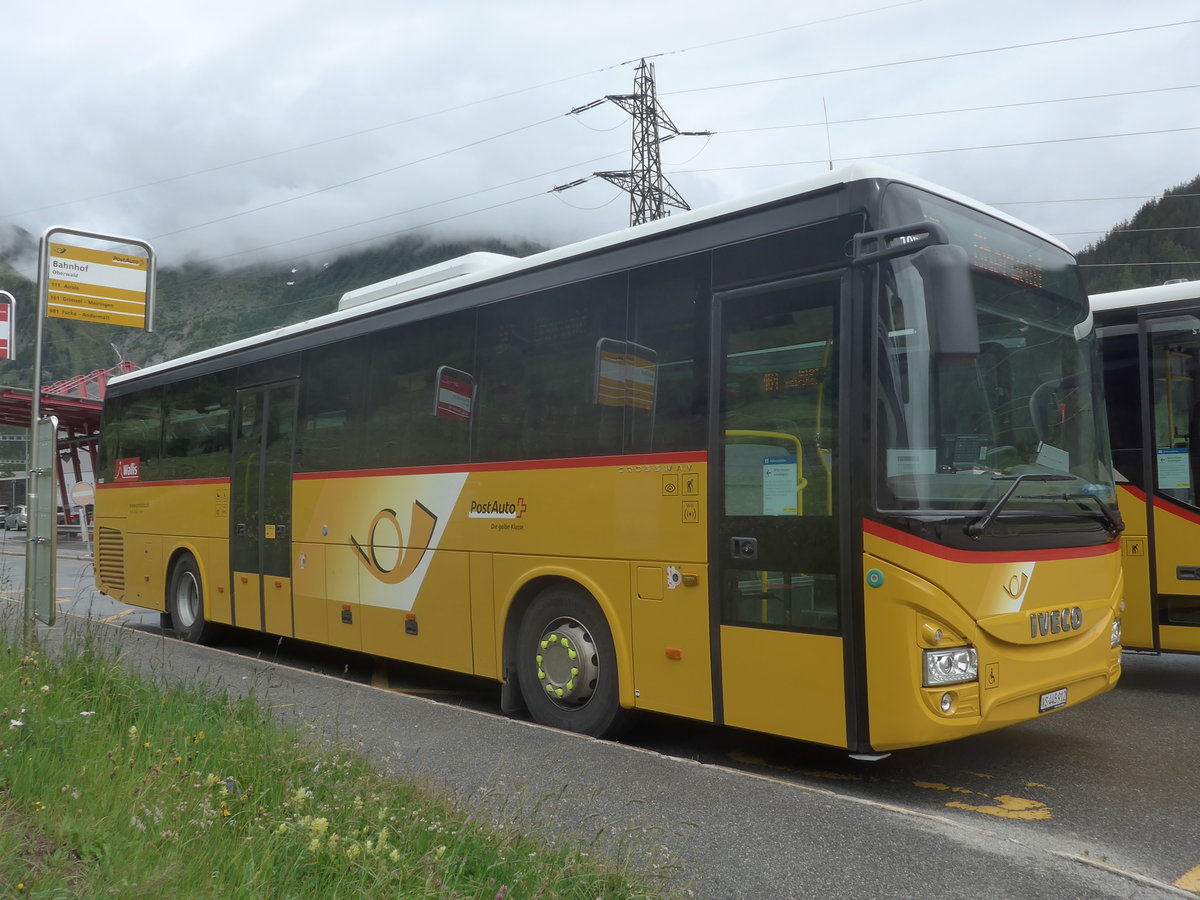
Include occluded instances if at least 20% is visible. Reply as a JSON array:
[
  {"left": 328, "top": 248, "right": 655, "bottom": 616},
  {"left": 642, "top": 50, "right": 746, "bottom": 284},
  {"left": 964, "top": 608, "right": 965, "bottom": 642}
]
[
  {"left": 1058, "top": 225, "right": 1200, "bottom": 237},
  {"left": 993, "top": 194, "right": 1200, "bottom": 206},
  {"left": 203, "top": 149, "right": 629, "bottom": 265},
  {"left": 664, "top": 18, "right": 1200, "bottom": 97},
  {"left": 715, "top": 84, "right": 1200, "bottom": 135},
  {"left": 149, "top": 114, "right": 565, "bottom": 241},
  {"left": 671, "top": 125, "right": 1200, "bottom": 174}
]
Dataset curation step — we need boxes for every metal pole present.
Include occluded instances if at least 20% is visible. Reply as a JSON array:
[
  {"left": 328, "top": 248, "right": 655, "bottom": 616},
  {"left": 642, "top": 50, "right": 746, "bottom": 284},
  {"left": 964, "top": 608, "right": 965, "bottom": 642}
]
[{"left": 23, "top": 244, "right": 47, "bottom": 647}]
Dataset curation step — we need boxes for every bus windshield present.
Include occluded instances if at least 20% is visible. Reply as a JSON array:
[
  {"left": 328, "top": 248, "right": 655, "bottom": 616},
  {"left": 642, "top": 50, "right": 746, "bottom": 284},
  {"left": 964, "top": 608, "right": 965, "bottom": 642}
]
[{"left": 873, "top": 185, "right": 1118, "bottom": 537}]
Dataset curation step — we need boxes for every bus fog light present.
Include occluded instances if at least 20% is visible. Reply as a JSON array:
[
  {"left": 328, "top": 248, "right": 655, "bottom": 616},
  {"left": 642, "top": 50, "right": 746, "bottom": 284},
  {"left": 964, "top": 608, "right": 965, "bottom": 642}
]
[
  {"left": 922, "top": 647, "right": 978, "bottom": 687},
  {"left": 940, "top": 692, "right": 954, "bottom": 713},
  {"left": 1111, "top": 617, "right": 1122, "bottom": 648}
]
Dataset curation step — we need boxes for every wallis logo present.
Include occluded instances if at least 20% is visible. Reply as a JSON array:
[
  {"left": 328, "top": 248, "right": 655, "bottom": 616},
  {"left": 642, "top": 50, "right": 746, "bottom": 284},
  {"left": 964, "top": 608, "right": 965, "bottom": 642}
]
[{"left": 351, "top": 502, "right": 437, "bottom": 585}]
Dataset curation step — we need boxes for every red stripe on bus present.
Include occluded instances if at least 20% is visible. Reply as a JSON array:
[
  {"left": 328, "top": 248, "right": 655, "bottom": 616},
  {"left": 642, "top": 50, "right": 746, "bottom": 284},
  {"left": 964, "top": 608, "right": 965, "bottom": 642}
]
[
  {"left": 292, "top": 450, "right": 709, "bottom": 481},
  {"left": 1117, "top": 483, "right": 1146, "bottom": 503},
  {"left": 1151, "top": 493, "right": 1200, "bottom": 526},
  {"left": 1117, "top": 483, "right": 1200, "bottom": 526},
  {"left": 863, "top": 518, "right": 1119, "bottom": 563},
  {"left": 97, "top": 477, "right": 230, "bottom": 489}
]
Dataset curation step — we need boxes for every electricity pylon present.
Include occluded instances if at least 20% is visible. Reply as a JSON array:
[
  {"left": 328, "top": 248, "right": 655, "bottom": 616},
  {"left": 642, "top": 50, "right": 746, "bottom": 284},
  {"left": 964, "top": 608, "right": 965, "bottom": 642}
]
[{"left": 564, "top": 58, "right": 710, "bottom": 227}]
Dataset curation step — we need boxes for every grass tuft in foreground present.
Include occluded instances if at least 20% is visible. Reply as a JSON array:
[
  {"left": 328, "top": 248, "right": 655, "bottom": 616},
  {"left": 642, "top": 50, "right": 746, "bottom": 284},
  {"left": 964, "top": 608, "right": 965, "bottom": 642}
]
[{"left": 0, "top": 630, "right": 673, "bottom": 899}]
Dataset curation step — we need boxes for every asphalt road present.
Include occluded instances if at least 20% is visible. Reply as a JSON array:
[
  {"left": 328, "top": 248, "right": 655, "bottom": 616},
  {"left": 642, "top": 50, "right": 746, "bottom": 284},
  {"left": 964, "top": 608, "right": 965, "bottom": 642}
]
[{"left": 5, "top": 539, "right": 1199, "bottom": 898}]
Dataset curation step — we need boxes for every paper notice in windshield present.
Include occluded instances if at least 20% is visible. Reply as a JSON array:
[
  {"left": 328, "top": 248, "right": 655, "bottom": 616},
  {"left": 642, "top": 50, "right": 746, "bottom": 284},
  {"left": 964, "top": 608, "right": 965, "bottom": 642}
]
[
  {"left": 1035, "top": 442, "right": 1070, "bottom": 472},
  {"left": 887, "top": 448, "right": 936, "bottom": 477}
]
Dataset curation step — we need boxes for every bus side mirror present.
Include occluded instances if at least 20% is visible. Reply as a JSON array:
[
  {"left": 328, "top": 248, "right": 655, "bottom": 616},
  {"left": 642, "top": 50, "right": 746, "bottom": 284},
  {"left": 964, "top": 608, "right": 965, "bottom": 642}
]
[{"left": 916, "top": 243, "right": 980, "bottom": 359}]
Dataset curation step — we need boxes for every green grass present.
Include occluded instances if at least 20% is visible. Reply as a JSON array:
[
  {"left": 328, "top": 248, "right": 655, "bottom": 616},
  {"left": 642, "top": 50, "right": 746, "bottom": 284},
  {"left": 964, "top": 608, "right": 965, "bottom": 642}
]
[{"left": 0, "top": 621, "right": 677, "bottom": 899}]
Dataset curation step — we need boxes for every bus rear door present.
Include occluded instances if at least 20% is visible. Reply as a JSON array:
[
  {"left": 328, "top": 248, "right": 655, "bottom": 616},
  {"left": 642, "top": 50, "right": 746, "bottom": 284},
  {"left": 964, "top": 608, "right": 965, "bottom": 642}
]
[{"left": 231, "top": 381, "right": 298, "bottom": 635}]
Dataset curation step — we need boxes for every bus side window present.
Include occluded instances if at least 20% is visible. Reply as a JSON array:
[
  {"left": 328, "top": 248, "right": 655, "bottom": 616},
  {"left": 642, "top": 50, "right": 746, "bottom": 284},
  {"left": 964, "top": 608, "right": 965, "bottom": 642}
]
[
  {"left": 476, "top": 277, "right": 626, "bottom": 462},
  {"left": 628, "top": 253, "right": 710, "bottom": 453},
  {"left": 298, "top": 341, "right": 366, "bottom": 472}
]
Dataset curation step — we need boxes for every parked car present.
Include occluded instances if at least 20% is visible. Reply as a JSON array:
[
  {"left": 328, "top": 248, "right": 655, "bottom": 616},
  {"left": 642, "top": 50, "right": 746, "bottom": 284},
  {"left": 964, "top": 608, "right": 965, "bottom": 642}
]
[
  {"left": 4, "top": 505, "right": 27, "bottom": 531},
  {"left": 58, "top": 507, "right": 80, "bottom": 526}
]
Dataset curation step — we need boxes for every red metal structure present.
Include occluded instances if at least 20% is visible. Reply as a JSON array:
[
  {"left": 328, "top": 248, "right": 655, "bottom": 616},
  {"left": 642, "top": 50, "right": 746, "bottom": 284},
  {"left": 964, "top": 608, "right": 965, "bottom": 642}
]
[{"left": 0, "top": 363, "right": 137, "bottom": 514}]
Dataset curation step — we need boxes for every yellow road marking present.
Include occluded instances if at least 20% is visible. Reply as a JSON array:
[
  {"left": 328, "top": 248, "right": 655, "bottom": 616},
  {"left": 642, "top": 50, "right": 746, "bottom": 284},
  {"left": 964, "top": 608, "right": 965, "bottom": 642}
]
[
  {"left": 946, "top": 794, "right": 1052, "bottom": 821},
  {"left": 914, "top": 781, "right": 1053, "bottom": 820},
  {"left": 1175, "top": 863, "right": 1200, "bottom": 891}
]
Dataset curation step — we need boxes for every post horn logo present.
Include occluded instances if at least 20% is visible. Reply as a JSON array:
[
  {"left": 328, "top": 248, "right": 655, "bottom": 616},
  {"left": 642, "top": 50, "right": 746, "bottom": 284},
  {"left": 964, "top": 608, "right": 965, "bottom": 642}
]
[
  {"left": 1002, "top": 572, "right": 1030, "bottom": 600},
  {"left": 351, "top": 502, "right": 437, "bottom": 585}
]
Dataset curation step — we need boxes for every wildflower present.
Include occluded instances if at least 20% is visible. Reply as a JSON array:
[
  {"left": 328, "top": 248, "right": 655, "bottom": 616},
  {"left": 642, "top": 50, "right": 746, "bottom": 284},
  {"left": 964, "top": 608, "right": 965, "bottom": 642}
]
[
  {"left": 435, "top": 845, "right": 447, "bottom": 860},
  {"left": 310, "top": 817, "right": 329, "bottom": 835},
  {"left": 40, "top": 685, "right": 50, "bottom": 693},
  {"left": 345, "top": 844, "right": 361, "bottom": 860},
  {"left": 390, "top": 848, "right": 401, "bottom": 863},
  {"left": 9, "top": 720, "right": 23, "bottom": 729},
  {"left": 293, "top": 788, "right": 311, "bottom": 804},
  {"left": 127, "top": 725, "right": 138, "bottom": 737},
  {"left": 79, "top": 711, "right": 96, "bottom": 717},
  {"left": 276, "top": 823, "right": 289, "bottom": 835},
  {"left": 495, "top": 887, "right": 508, "bottom": 900},
  {"left": 308, "top": 838, "right": 321, "bottom": 852}
]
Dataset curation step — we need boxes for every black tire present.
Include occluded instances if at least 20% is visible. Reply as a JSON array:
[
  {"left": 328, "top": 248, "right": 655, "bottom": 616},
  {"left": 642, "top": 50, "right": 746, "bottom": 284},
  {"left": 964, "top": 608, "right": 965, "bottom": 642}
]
[
  {"left": 167, "top": 554, "right": 220, "bottom": 644},
  {"left": 515, "top": 585, "right": 630, "bottom": 738}
]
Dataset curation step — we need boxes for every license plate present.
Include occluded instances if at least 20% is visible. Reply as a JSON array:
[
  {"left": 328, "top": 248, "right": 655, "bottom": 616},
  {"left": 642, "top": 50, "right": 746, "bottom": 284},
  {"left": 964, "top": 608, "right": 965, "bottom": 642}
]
[{"left": 1039, "top": 687, "right": 1068, "bottom": 713}]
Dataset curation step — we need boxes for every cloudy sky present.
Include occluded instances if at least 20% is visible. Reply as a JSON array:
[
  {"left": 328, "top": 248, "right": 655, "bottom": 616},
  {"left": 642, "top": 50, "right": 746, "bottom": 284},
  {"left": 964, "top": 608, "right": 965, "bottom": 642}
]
[{"left": 2, "top": 1, "right": 1197, "bottom": 275}]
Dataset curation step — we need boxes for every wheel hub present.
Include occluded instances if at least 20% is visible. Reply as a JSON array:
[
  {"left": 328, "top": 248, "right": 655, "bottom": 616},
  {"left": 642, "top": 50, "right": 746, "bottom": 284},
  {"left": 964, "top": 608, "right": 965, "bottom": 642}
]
[{"left": 535, "top": 619, "right": 598, "bottom": 709}]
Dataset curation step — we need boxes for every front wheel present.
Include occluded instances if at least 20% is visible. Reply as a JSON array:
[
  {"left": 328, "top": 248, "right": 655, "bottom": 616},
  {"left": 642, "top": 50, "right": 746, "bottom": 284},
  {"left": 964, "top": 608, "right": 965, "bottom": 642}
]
[
  {"left": 167, "top": 554, "right": 221, "bottom": 644},
  {"left": 515, "top": 585, "right": 630, "bottom": 738}
]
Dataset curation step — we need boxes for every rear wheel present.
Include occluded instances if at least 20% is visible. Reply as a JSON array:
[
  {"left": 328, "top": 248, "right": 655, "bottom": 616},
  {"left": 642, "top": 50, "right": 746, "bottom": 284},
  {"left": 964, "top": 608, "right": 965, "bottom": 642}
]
[
  {"left": 515, "top": 585, "right": 630, "bottom": 738},
  {"left": 167, "top": 555, "right": 220, "bottom": 644}
]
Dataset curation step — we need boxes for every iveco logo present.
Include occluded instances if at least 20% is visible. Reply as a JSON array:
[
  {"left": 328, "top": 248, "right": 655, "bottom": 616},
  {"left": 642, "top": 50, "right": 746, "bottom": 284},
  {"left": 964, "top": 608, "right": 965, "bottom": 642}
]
[{"left": 1030, "top": 607, "right": 1084, "bottom": 638}]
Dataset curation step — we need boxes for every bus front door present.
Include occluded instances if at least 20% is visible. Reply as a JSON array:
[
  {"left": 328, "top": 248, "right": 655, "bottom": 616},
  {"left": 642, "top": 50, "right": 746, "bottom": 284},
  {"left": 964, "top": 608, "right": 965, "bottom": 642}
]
[
  {"left": 1144, "top": 313, "right": 1200, "bottom": 652},
  {"left": 714, "top": 275, "right": 848, "bottom": 748},
  {"left": 231, "top": 382, "right": 298, "bottom": 635}
]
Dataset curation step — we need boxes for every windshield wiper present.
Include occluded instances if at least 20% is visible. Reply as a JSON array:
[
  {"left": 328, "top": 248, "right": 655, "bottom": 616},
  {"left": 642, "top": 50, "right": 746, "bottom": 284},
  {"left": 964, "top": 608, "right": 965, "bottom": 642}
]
[
  {"left": 1063, "top": 491, "right": 1124, "bottom": 537},
  {"left": 965, "top": 473, "right": 1073, "bottom": 537}
]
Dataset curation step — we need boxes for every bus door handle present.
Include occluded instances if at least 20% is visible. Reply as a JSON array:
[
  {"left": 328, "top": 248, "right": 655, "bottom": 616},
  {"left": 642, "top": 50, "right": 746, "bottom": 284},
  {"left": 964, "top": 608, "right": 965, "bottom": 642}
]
[
  {"left": 1177, "top": 566, "right": 1200, "bottom": 581},
  {"left": 731, "top": 537, "right": 758, "bottom": 560}
]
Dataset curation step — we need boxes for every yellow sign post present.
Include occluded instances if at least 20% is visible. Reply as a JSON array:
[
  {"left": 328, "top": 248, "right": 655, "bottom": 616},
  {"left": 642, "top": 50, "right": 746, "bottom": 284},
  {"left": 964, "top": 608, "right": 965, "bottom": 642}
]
[{"left": 23, "top": 228, "right": 155, "bottom": 645}]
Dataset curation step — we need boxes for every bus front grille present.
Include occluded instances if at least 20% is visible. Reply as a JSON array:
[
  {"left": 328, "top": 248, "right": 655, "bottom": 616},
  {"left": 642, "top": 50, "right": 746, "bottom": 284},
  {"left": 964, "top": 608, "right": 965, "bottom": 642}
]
[{"left": 97, "top": 527, "right": 126, "bottom": 592}]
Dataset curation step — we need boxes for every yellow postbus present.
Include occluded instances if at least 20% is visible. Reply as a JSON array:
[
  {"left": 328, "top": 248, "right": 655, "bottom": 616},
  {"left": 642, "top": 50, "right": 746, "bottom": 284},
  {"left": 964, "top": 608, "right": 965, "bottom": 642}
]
[
  {"left": 1093, "top": 280, "right": 1200, "bottom": 654},
  {"left": 93, "top": 164, "right": 1124, "bottom": 755}
]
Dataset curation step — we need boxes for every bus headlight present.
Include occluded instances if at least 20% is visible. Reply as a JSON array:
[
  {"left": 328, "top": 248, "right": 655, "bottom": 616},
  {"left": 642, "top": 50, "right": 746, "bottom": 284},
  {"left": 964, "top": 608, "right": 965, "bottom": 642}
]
[
  {"left": 922, "top": 647, "right": 978, "bottom": 687},
  {"left": 1110, "top": 617, "right": 1122, "bottom": 648}
]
